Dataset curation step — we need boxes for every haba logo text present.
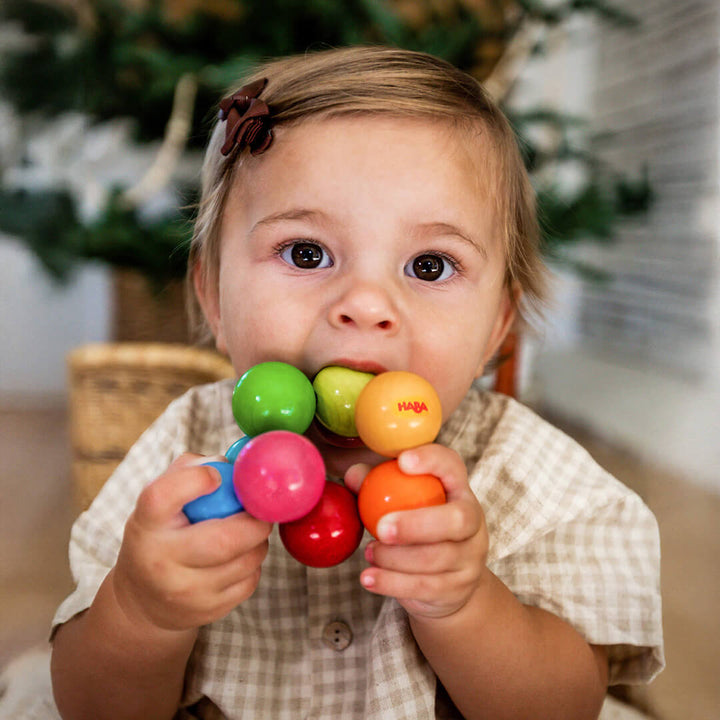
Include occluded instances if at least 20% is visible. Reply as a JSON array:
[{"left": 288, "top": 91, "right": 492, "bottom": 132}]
[{"left": 397, "top": 400, "right": 429, "bottom": 414}]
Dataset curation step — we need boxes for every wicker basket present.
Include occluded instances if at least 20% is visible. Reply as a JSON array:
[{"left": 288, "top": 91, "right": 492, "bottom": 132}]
[{"left": 68, "top": 343, "right": 235, "bottom": 510}]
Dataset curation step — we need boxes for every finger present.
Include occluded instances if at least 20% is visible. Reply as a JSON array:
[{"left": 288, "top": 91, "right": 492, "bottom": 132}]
[
  {"left": 360, "top": 565, "right": 459, "bottom": 603},
  {"left": 181, "top": 513, "right": 272, "bottom": 568},
  {"left": 184, "top": 540, "right": 269, "bottom": 596},
  {"left": 153, "top": 563, "right": 265, "bottom": 627},
  {"left": 134, "top": 462, "right": 221, "bottom": 529},
  {"left": 343, "top": 463, "right": 372, "bottom": 495},
  {"left": 375, "top": 498, "right": 481, "bottom": 545},
  {"left": 214, "top": 567, "right": 264, "bottom": 611},
  {"left": 214, "top": 543, "right": 269, "bottom": 593},
  {"left": 365, "top": 539, "right": 467, "bottom": 575},
  {"left": 397, "top": 444, "right": 470, "bottom": 500}
]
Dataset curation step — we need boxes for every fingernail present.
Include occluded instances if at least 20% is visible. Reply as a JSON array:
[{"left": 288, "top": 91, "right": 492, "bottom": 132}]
[
  {"left": 201, "top": 465, "right": 222, "bottom": 488},
  {"left": 376, "top": 516, "right": 397, "bottom": 543},
  {"left": 364, "top": 543, "right": 374, "bottom": 563},
  {"left": 360, "top": 571, "right": 375, "bottom": 588}
]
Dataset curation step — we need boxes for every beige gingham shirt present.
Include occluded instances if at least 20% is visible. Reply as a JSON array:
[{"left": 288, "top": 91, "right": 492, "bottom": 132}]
[{"left": 53, "top": 381, "right": 664, "bottom": 719}]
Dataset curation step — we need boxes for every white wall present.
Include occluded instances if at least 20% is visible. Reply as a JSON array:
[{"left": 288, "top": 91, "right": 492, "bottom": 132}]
[
  {"left": 532, "top": 347, "right": 720, "bottom": 494},
  {"left": 0, "top": 238, "right": 111, "bottom": 403},
  {"left": 514, "top": 2, "right": 720, "bottom": 493}
]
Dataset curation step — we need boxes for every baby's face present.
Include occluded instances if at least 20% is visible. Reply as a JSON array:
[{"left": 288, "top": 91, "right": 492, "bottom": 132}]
[{"left": 202, "top": 116, "right": 514, "bottom": 475}]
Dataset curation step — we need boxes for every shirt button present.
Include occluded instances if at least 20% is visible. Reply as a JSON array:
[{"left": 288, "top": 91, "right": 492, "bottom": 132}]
[{"left": 322, "top": 621, "right": 353, "bottom": 651}]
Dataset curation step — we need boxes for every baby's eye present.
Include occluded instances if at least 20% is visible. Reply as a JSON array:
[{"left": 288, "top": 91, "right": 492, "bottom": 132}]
[
  {"left": 404, "top": 253, "right": 456, "bottom": 282},
  {"left": 280, "top": 242, "right": 333, "bottom": 269}
]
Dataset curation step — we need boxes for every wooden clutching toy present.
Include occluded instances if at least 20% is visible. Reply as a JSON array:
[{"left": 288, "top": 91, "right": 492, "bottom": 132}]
[{"left": 182, "top": 361, "right": 447, "bottom": 568}]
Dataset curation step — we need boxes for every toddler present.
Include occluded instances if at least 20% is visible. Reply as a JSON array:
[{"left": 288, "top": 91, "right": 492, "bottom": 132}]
[{"left": 50, "top": 46, "right": 663, "bottom": 720}]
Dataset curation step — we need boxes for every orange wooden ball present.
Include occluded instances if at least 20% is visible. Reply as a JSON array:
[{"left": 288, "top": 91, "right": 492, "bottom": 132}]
[
  {"left": 357, "top": 459, "right": 446, "bottom": 538},
  {"left": 354, "top": 371, "right": 442, "bottom": 457}
]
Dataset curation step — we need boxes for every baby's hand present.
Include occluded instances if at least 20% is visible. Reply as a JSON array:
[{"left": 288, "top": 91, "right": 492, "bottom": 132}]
[
  {"left": 112, "top": 454, "right": 272, "bottom": 633},
  {"left": 346, "top": 446, "right": 488, "bottom": 620}
]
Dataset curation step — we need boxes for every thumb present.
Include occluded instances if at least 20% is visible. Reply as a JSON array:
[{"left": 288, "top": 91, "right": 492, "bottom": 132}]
[
  {"left": 396, "top": 444, "right": 468, "bottom": 501},
  {"left": 134, "top": 454, "right": 223, "bottom": 529}
]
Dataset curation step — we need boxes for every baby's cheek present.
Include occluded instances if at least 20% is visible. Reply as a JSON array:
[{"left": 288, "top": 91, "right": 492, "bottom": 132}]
[{"left": 226, "top": 314, "right": 308, "bottom": 370}]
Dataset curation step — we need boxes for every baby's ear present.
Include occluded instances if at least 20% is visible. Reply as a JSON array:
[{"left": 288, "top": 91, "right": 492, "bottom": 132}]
[{"left": 192, "top": 260, "right": 228, "bottom": 355}]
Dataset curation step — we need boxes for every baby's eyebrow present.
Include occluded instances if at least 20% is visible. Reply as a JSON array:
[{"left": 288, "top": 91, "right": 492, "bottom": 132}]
[
  {"left": 415, "top": 221, "right": 487, "bottom": 259},
  {"left": 250, "top": 208, "right": 327, "bottom": 233}
]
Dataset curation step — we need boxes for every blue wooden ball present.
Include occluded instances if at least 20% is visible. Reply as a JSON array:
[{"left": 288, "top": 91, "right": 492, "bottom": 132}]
[{"left": 183, "top": 461, "right": 243, "bottom": 523}]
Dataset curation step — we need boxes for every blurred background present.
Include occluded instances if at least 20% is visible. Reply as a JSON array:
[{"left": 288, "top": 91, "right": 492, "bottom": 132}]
[{"left": 0, "top": 1, "right": 718, "bottom": 718}]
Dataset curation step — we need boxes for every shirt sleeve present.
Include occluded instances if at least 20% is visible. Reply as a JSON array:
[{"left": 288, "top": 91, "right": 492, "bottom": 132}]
[
  {"left": 456, "top": 394, "right": 664, "bottom": 685},
  {"left": 51, "top": 382, "right": 230, "bottom": 634}
]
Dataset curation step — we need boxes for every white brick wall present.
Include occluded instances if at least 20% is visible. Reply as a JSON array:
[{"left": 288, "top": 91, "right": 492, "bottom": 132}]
[
  {"left": 528, "top": 0, "right": 720, "bottom": 492},
  {"left": 577, "top": 0, "right": 720, "bottom": 378}
]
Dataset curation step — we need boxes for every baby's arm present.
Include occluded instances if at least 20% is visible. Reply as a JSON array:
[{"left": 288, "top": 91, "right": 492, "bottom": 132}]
[
  {"left": 347, "top": 447, "right": 608, "bottom": 720},
  {"left": 51, "top": 455, "right": 272, "bottom": 720}
]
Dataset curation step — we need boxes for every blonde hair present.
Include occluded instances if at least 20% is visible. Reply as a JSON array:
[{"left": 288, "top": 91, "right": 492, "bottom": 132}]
[{"left": 189, "top": 45, "right": 546, "bottom": 334}]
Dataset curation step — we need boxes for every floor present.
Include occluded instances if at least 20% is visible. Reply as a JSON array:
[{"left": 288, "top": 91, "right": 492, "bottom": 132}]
[
  {"left": 542, "top": 413, "right": 720, "bottom": 720},
  {"left": 0, "top": 407, "right": 75, "bottom": 669},
  {"left": 1, "top": 403, "right": 718, "bottom": 720}
]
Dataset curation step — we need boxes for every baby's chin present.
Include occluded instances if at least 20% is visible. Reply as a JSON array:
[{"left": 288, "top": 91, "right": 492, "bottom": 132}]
[{"left": 305, "top": 424, "right": 385, "bottom": 478}]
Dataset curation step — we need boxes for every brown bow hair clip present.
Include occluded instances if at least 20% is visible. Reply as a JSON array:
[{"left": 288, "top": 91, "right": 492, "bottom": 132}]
[{"left": 218, "top": 78, "right": 273, "bottom": 156}]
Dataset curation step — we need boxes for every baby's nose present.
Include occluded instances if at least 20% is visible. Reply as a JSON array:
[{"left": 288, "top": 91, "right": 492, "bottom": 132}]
[{"left": 327, "top": 281, "right": 399, "bottom": 333}]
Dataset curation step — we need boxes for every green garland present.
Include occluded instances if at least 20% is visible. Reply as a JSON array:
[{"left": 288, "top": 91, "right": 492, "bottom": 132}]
[{"left": 0, "top": 0, "right": 650, "bottom": 283}]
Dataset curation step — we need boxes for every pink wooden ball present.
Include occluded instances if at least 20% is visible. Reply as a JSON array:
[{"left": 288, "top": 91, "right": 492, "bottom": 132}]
[{"left": 233, "top": 430, "right": 325, "bottom": 523}]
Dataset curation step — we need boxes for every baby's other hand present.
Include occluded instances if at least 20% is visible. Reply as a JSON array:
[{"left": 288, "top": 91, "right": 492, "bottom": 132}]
[
  {"left": 348, "top": 446, "right": 489, "bottom": 620},
  {"left": 112, "top": 454, "right": 272, "bottom": 633}
]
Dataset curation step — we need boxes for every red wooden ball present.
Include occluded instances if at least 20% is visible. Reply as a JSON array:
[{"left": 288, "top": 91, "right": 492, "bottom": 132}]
[{"left": 279, "top": 481, "right": 364, "bottom": 568}]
